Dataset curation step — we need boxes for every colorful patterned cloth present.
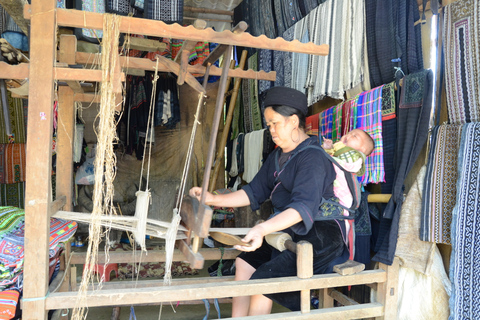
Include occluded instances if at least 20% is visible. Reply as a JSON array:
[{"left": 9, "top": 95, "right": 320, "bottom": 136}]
[
  {"left": 420, "top": 124, "right": 462, "bottom": 245},
  {"left": 305, "top": 113, "right": 319, "bottom": 136},
  {"left": 449, "top": 122, "right": 480, "bottom": 320},
  {"left": 0, "top": 208, "right": 24, "bottom": 238},
  {"left": 0, "top": 92, "right": 25, "bottom": 144},
  {"left": 352, "top": 85, "right": 384, "bottom": 184},
  {"left": 0, "top": 289, "right": 19, "bottom": 319},
  {"left": 0, "top": 144, "right": 26, "bottom": 184},
  {"left": 0, "top": 183, "right": 24, "bottom": 209},
  {"left": 444, "top": 0, "right": 480, "bottom": 124},
  {"left": 381, "top": 82, "right": 396, "bottom": 120},
  {"left": 319, "top": 106, "right": 334, "bottom": 140}
]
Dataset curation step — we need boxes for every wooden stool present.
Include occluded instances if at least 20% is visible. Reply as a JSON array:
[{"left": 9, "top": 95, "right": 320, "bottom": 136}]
[{"left": 84, "top": 263, "right": 118, "bottom": 282}]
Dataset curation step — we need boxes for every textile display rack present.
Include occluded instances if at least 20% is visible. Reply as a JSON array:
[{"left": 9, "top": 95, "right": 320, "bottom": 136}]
[{"left": 0, "top": 2, "right": 399, "bottom": 319}]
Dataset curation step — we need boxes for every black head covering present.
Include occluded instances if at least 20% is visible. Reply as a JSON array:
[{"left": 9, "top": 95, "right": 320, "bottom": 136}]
[{"left": 263, "top": 86, "right": 308, "bottom": 116}]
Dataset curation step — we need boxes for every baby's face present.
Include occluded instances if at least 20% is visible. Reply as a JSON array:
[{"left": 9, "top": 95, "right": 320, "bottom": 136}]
[{"left": 340, "top": 129, "right": 369, "bottom": 154}]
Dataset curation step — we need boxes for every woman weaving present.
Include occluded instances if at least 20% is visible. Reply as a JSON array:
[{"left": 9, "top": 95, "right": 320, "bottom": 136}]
[{"left": 189, "top": 87, "right": 348, "bottom": 317}]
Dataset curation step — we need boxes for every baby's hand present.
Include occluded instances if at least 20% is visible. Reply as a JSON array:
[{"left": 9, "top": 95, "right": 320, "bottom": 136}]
[{"left": 322, "top": 138, "right": 333, "bottom": 150}]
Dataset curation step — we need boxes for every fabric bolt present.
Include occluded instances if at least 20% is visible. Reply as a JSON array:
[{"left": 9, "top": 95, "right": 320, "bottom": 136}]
[
  {"left": 352, "top": 85, "right": 384, "bottom": 185},
  {"left": 0, "top": 92, "right": 25, "bottom": 144},
  {"left": 0, "top": 184, "right": 24, "bottom": 209},
  {"left": 0, "top": 144, "right": 26, "bottom": 184},
  {"left": 443, "top": 0, "right": 480, "bottom": 124},
  {"left": 144, "top": 0, "right": 183, "bottom": 24},
  {"left": 449, "top": 122, "right": 480, "bottom": 320},
  {"left": 248, "top": 53, "right": 263, "bottom": 132},
  {"left": 420, "top": 124, "right": 462, "bottom": 245},
  {"left": 373, "top": 69, "right": 433, "bottom": 266},
  {"left": 242, "top": 129, "right": 265, "bottom": 183},
  {"left": 305, "top": 113, "right": 319, "bottom": 136}
]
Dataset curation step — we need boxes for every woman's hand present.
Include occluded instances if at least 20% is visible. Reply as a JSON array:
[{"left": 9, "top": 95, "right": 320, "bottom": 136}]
[
  {"left": 322, "top": 138, "right": 333, "bottom": 150},
  {"left": 189, "top": 187, "right": 215, "bottom": 205},
  {"left": 234, "top": 224, "right": 266, "bottom": 252}
]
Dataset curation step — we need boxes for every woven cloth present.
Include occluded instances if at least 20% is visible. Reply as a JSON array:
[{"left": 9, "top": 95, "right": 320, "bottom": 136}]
[
  {"left": 444, "top": 0, "right": 480, "bottom": 124},
  {"left": 331, "top": 103, "right": 342, "bottom": 143},
  {"left": 248, "top": 53, "right": 263, "bottom": 132},
  {"left": 0, "top": 92, "right": 25, "bottom": 144},
  {"left": 242, "top": 129, "right": 265, "bottom": 183},
  {"left": 0, "top": 144, "right": 26, "bottom": 184},
  {"left": 258, "top": 49, "right": 273, "bottom": 95},
  {"left": 305, "top": 0, "right": 365, "bottom": 103},
  {"left": 0, "top": 207, "right": 24, "bottom": 239},
  {"left": 0, "top": 289, "right": 19, "bottom": 319},
  {"left": 381, "top": 82, "right": 396, "bottom": 120},
  {"left": 305, "top": 114, "right": 319, "bottom": 136},
  {"left": 106, "top": 0, "right": 133, "bottom": 15},
  {"left": 449, "top": 122, "right": 480, "bottom": 320},
  {"left": 291, "top": 20, "right": 309, "bottom": 93},
  {"left": 0, "top": 184, "right": 24, "bottom": 209},
  {"left": 282, "top": 28, "right": 294, "bottom": 89},
  {"left": 319, "top": 106, "right": 334, "bottom": 140},
  {"left": 145, "top": 0, "right": 183, "bottom": 24},
  {"left": 75, "top": 0, "right": 105, "bottom": 43},
  {"left": 420, "top": 124, "right": 462, "bottom": 245},
  {"left": 352, "top": 85, "right": 384, "bottom": 184}
]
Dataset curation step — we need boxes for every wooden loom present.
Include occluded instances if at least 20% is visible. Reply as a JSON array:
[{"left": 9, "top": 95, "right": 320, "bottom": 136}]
[{"left": 0, "top": 2, "right": 399, "bottom": 319}]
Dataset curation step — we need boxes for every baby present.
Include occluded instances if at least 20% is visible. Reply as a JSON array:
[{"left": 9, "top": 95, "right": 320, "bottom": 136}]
[{"left": 322, "top": 129, "right": 374, "bottom": 215}]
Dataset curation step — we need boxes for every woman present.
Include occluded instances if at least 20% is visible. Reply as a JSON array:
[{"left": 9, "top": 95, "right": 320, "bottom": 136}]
[{"left": 189, "top": 86, "right": 348, "bottom": 317}]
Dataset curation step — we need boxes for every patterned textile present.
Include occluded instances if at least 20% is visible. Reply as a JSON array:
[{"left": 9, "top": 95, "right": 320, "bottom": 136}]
[
  {"left": 0, "top": 207, "right": 24, "bottom": 237},
  {"left": 352, "top": 86, "right": 384, "bottom": 184},
  {"left": 0, "top": 209, "right": 77, "bottom": 267},
  {"left": 444, "top": 0, "right": 480, "bottom": 124},
  {"left": 0, "top": 183, "right": 24, "bottom": 209},
  {"left": 381, "top": 82, "right": 396, "bottom": 120},
  {"left": 399, "top": 70, "right": 428, "bottom": 109},
  {"left": 282, "top": 28, "right": 294, "bottom": 88},
  {"left": 420, "top": 124, "right": 462, "bottom": 245},
  {"left": 0, "top": 144, "right": 26, "bottom": 184},
  {"left": 292, "top": 22, "right": 309, "bottom": 93},
  {"left": 305, "top": 114, "right": 319, "bottom": 136},
  {"left": 243, "top": 129, "right": 265, "bottom": 183},
  {"left": 273, "top": 0, "right": 287, "bottom": 37},
  {"left": 319, "top": 106, "right": 334, "bottom": 140},
  {"left": 331, "top": 103, "right": 342, "bottom": 143},
  {"left": 305, "top": 0, "right": 365, "bottom": 103},
  {"left": 75, "top": 0, "right": 105, "bottom": 43},
  {"left": 0, "top": 289, "right": 19, "bottom": 319},
  {"left": 0, "top": 92, "right": 25, "bottom": 144},
  {"left": 106, "top": 0, "right": 133, "bottom": 15},
  {"left": 449, "top": 123, "right": 480, "bottom": 320},
  {"left": 145, "top": 0, "right": 183, "bottom": 24},
  {"left": 242, "top": 73, "right": 252, "bottom": 133},
  {"left": 258, "top": 49, "right": 273, "bottom": 95},
  {"left": 273, "top": 49, "right": 285, "bottom": 87}
]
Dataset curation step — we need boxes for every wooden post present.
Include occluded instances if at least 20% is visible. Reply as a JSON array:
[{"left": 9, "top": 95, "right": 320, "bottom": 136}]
[
  {"left": 23, "top": 0, "right": 57, "bottom": 318},
  {"left": 209, "top": 50, "right": 248, "bottom": 192},
  {"left": 296, "top": 241, "right": 313, "bottom": 314},
  {"left": 57, "top": 35, "right": 77, "bottom": 212},
  {"left": 375, "top": 257, "right": 399, "bottom": 320}
]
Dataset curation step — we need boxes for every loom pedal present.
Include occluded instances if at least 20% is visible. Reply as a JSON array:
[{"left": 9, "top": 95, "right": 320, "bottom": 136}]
[{"left": 333, "top": 259, "right": 365, "bottom": 276}]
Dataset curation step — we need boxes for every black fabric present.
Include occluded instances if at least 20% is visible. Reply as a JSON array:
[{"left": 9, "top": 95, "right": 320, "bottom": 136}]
[
  {"left": 373, "top": 69, "right": 433, "bottom": 265},
  {"left": 380, "top": 118, "right": 397, "bottom": 194},
  {"left": 263, "top": 86, "right": 308, "bottom": 116},
  {"left": 241, "top": 220, "right": 347, "bottom": 311}
]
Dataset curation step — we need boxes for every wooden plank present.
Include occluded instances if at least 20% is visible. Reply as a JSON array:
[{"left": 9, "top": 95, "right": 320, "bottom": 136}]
[
  {"left": 177, "top": 239, "right": 204, "bottom": 269},
  {"left": 74, "top": 52, "right": 276, "bottom": 81},
  {"left": 56, "top": 86, "right": 75, "bottom": 212},
  {"left": 23, "top": 0, "right": 57, "bottom": 318},
  {"left": 73, "top": 92, "right": 101, "bottom": 103},
  {"left": 333, "top": 260, "right": 365, "bottom": 276},
  {"left": 128, "top": 36, "right": 167, "bottom": 52},
  {"left": 24, "top": 6, "right": 329, "bottom": 56},
  {"left": 203, "top": 21, "right": 248, "bottom": 66},
  {"left": 87, "top": 276, "right": 235, "bottom": 290},
  {"left": 49, "top": 196, "right": 66, "bottom": 218},
  {"left": 44, "top": 270, "right": 387, "bottom": 309},
  {"left": 69, "top": 246, "right": 240, "bottom": 264},
  {"left": 58, "top": 35, "right": 77, "bottom": 65},
  {"left": 54, "top": 67, "right": 125, "bottom": 83},
  {"left": 223, "top": 303, "right": 384, "bottom": 320},
  {"left": 375, "top": 257, "right": 399, "bottom": 320},
  {"left": 329, "top": 289, "right": 359, "bottom": 306},
  {"left": 0, "top": 62, "right": 28, "bottom": 79}
]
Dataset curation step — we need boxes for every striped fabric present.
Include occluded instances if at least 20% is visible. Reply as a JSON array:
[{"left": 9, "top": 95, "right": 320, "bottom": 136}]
[
  {"left": 319, "top": 106, "right": 334, "bottom": 140},
  {"left": 420, "top": 124, "right": 462, "bottom": 244},
  {"left": 0, "top": 144, "right": 26, "bottom": 184},
  {"left": 0, "top": 289, "right": 19, "bottom": 319},
  {"left": 352, "top": 85, "right": 384, "bottom": 185},
  {"left": 0, "top": 207, "right": 24, "bottom": 238},
  {"left": 444, "top": 0, "right": 480, "bottom": 124},
  {"left": 331, "top": 103, "right": 342, "bottom": 142},
  {"left": 145, "top": 0, "right": 183, "bottom": 24}
]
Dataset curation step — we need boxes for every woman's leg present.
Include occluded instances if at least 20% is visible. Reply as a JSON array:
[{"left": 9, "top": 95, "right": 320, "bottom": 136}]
[
  {"left": 248, "top": 294, "right": 273, "bottom": 316},
  {"left": 232, "top": 257, "right": 256, "bottom": 317}
]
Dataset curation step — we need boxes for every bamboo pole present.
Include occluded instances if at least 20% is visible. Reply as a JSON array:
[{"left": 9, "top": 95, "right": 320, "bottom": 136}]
[{"left": 209, "top": 50, "right": 248, "bottom": 192}]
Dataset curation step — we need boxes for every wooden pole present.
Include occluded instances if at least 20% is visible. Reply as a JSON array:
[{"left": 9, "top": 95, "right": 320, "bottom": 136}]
[
  {"left": 23, "top": 0, "right": 57, "bottom": 318},
  {"left": 296, "top": 241, "right": 313, "bottom": 314},
  {"left": 209, "top": 50, "right": 248, "bottom": 192}
]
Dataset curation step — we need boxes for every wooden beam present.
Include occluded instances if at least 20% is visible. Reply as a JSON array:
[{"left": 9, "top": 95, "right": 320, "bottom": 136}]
[
  {"left": 183, "top": 6, "right": 234, "bottom": 16},
  {"left": 74, "top": 52, "right": 276, "bottom": 81},
  {"left": 0, "top": 62, "right": 28, "bottom": 79},
  {"left": 23, "top": 0, "right": 56, "bottom": 318},
  {"left": 56, "top": 86, "right": 75, "bottom": 212},
  {"left": 176, "top": 19, "right": 207, "bottom": 85},
  {"left": 73, "top": 92, "right": 100, "bottom": 103},
  {"left": 24, "top": 6, "right": 329, "bottom": 56},
  {"left": 127, "top": 36, "right": 167, "bottom": 52},
  {"left": 177, "top": 239, "right": 204, "bottom": 269},
  {"left": 203, "top": 21, "right": 248, "bottom": 66},
  {"left": 54, "top": 67, "right": 125, "bottom": 83},
  {"left": 154, "top": 54, "right": 206, "bottom": 94},
  {"left": 49, "top": 196, "right": 66, "bottom": 218},
  {"left": 44, "top": 270, "right": 387, "bottom": 309}
]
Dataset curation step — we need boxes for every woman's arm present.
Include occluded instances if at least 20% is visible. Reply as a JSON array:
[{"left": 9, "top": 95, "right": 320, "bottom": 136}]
[
  {"left": 235, "top": 208, "right": 302, "bottom": 251},
  {"left": 189, "top": 187, "right": 251, "bottom": 208}
]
